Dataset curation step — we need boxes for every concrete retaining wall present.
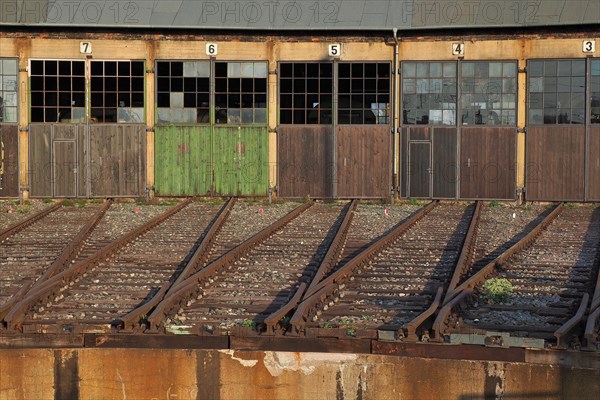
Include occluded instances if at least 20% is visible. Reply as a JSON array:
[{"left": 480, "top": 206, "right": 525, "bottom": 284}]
[{"left": 1, "top": 349, "right": 598, "bottom": 399}]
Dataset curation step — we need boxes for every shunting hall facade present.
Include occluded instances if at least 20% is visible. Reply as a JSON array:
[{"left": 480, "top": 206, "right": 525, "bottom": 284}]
[{"left": 1, "top": 0, "right": 599, "bottom": 201}]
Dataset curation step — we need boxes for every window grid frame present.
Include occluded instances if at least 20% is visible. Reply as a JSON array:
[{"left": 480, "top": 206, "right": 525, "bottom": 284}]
[
  {"left": 214, "top": 61, "right": 268, "bottom": 126},
  {"left": 155, "top": 60, "right": 211, "bottom": 125},
  {"left": 337, "top": 62, "right": 391, "bottom": 125},
  {"left": 527, "top": 58, "right": 587, "bottom": 125},
  {"left": 90, "top": 60, "right": 145, "bottom": 124},
  {"left": 279, "top": 62, "right": 334, "bottom": 125},
  {"left": 29, "top": 59, "right": 86, "bottom": 124},
  {"left": 0, "top": 58, "right": 18, "bottom": 124}
]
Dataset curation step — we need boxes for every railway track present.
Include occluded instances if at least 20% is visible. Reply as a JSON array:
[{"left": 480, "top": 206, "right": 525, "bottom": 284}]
[
  {"left": 147, "top": 201, "right": 351, "bottom": 334},
  {"left": 288, "top": 202, "right": 475, "bottom": 339},
  {"left": 455, "top": 206, "right": 599, "bottom": 345},
  {"left": 0, "top": 203, "right": 102, "bottom": 316}
]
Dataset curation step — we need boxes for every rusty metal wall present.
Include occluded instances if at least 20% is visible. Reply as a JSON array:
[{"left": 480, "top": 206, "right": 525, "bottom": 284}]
[
  {"left": 0, "top": 125, "right": 19, "bottom": 197},
  {"left": 0, "top": 348, "right": 598, "bottom": 400},
  {"left": 336, "top": 126, "right": 391, "bottom": 198},
  {"left": 526, "top": 126, "right": 586, "bottom": 201},
  {"left": 89, "top": 125, "right": 146, "bottom": 197},
  {"left": 588, "top": 126, "right": 600, "bottom": 201},
  {"left": 278, "top": 125, "right": 334, "bottom": 198},
  {"left": 460, "top": 127, "right": 517, "bottom": 200}
]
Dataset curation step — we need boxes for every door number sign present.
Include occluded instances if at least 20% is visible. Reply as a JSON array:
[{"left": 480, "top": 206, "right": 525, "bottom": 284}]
[
  {"left": 452, "top": 43, "right": 465, "bottom": 56},
  {"left": 328, "top": 44, "right": 341, "bottom": 57},
  {"left": 80, "top": 42, "right": 92, "bottom": 54},
  {"left": 583, "top": 40, "right": 596, "bottom": 53},
  {"left": 206, "top": 43, "right": 218, "bottom": 56}
]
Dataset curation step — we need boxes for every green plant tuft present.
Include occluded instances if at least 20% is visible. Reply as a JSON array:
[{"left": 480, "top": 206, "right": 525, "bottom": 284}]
[
  {"left": 490, "top": 200, "right": 501, "bottom": 207},
  {"left": 481, "top": 278, "right": 513, "bottom": 304},
  {"left": 42, "top": 198, "right": 54, "bottom": 203},
  {"left": 408, "top": 198, "right": 419, "bottom": 206}
]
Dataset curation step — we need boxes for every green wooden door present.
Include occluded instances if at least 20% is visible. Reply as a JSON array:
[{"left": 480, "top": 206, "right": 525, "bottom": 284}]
[
  {"left": 155, "top": 125, "right": 212, "bottom": 196},
  {"left": 213, "top": 126, "right": 268, "bottom": 196}
]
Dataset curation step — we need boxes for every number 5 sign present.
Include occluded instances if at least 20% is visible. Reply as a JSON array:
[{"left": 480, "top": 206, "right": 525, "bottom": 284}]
[
  {"left": 328, "top": 44, "right": 341, "bottom": 57},
  {"left": 206, "top": 43, "right": 218, "bottom": 56}
]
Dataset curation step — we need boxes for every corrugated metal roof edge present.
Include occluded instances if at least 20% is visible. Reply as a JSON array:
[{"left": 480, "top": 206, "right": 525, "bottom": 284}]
[{"left": 1, "top": 22, "right": 599, "bottom": 30}]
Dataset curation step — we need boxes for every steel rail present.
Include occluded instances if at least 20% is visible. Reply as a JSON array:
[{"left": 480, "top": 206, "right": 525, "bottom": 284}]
[
  {"left": 263, "top": 200, "right": 358, "bottom": 335},
  {"left": 445, "top": 203, "right": 564, "bottom": 304},
  {"left": 554, "top": 293, "right": 589, "bottom": 349},
  {"left": 584, "top": 306, "right": 600, "bottom": 350},
  {"left": 431, "top": 203, "right": 563, "bottom": 340},
  {"left": 0, "top": 202, "right": 62, "bottom": 243},
  {"left": 443, "top": 201, "right": 482, "bottom": 303},
  {"left": 0, "top": 200, "right": 111, "bottom": 320},
  {"left": 146, "top": 201, "right": 314, "bottom": 331},
  {"left": 3, "top": 199, "right": 192, "bottom": 329},
  {"left": 403, "top": 286, "right": 444, "bottom": 342},
  {"left": 302, "top": 201, "right": 438, "bottom": 298},
  {"left": 288, "top": 201, "right": 437, "bottom": 335},
  {"left": 115, "top": 198, "right": 235, "bottom": 331}
]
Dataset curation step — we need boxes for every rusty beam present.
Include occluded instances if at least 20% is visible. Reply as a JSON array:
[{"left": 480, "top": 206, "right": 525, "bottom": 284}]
[
  {"left": 287, "top": 201, "right": 437, "bottom": 335},
  {"left": 0, "top": 201, "right": 111, "bottom": 321},
  {"left": 146, "top": 201, "right": 314, "bottom": 331},
  {"left": 263, "top": 283, "right": 307, "bottom": 335},
  {"left": 115, "top": 198, "right": 235, "bottom": 331},
  {"left": 554, "top": 293, "right": 589, "bottom": 350},
  {"left": 444, "top": 201, "right": 481, "bottom": 303},
  {"left": 446, "top": 203, "right": 563, "bottom": 303},
  {"left": 3, "top": 199, "right": 193, "bottom": 330},
  {"left": 0, "top": 202, "right": 62, "bottom": 243}
]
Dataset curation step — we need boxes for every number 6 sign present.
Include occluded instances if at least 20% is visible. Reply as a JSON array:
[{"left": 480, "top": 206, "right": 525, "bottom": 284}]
[{"left": 206, "top": 43, "right": 218, "bottom": 56}]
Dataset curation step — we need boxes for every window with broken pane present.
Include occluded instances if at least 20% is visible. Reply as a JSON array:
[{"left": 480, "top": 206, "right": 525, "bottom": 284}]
[
  {"left": 156, "top": 61, "right": 210, "bottom": 124},
  {"left": 338, "top": 62, "right": 390, "bottom": 125},
  {"left": 214, "top": 62, "right": 267, "bottom": 125}
]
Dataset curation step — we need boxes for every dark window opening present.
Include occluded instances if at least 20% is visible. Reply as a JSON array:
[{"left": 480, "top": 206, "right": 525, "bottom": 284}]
[
  {"left": 280, "top": 62, "right": 333, "bottom": 125},
  {"left": 338, "top": 62, "right": 390, "bottom": 125},
  {"left": 30, "top": 60, "right": 85, "bottom": 123},
  {"left": 528, "top": 59, "right": 586, "bottom": 125},
  {"left": 215, "top": 62, "right": 267, "bottom": 125},
  {"left": 90, "top": 60, "right": 144, "bottom": 123}
]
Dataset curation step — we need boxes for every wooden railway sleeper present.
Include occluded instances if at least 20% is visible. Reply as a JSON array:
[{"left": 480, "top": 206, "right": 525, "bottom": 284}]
[
  {"left": 145, "top": 201, "right": 314, "bottom": 332},
  {"left": 113, "top": 198, "right": 235, "bottom": 332},
  {"left": 2, "top": 199, "right": 193, "bottom": 331}
]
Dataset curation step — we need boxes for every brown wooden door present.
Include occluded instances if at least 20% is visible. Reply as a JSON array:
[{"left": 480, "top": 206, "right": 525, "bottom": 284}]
[
  {"left": 53, "top": 141, "right": 77, "bottom": 197},
  {"left": 408, "top": 142, "right": 431, "bottom": 198}
]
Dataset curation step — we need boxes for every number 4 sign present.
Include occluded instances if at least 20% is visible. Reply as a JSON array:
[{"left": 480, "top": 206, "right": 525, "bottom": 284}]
[{"left": 452, "top": 43, "right": 465, "bottom": 56}]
